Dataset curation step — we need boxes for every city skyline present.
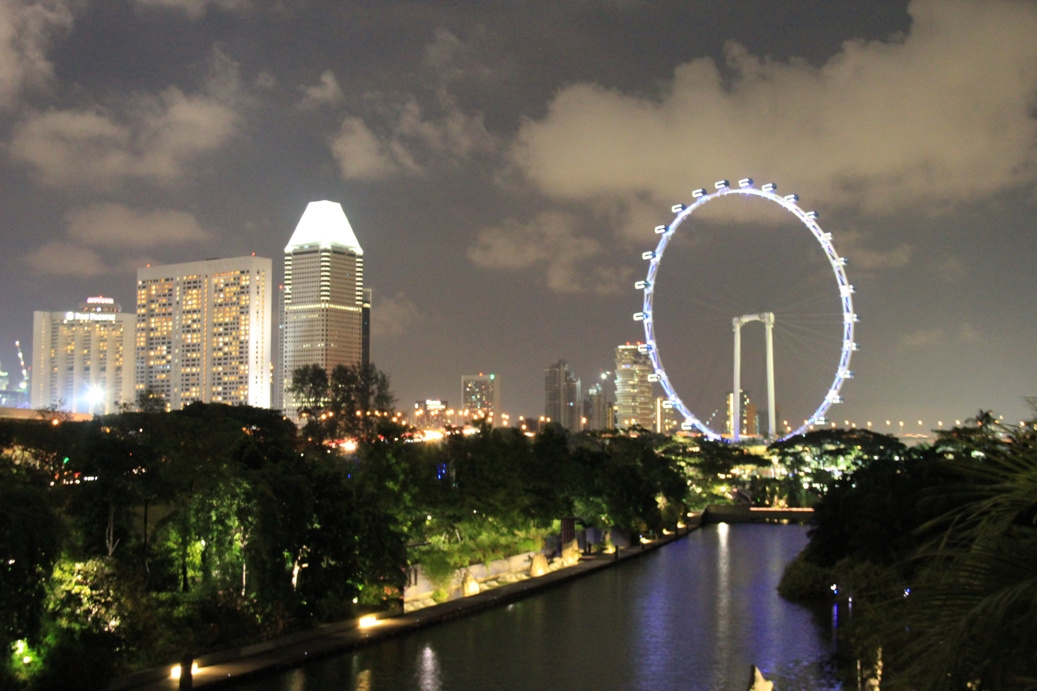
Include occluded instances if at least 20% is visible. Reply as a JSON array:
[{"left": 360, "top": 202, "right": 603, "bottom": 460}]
[{"left": 1, "top": 1, "right": 1036, "bottom": 429}]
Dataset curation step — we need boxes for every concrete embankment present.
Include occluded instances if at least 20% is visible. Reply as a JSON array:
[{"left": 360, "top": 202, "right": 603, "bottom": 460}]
[{"left": 110, "top": 515, "right": 703, "bottom": 690}]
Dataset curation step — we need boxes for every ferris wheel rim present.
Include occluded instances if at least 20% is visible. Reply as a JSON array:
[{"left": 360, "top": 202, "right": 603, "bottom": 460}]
[{"left": 635, "top": 178, "right": 856, "bottom": 442}]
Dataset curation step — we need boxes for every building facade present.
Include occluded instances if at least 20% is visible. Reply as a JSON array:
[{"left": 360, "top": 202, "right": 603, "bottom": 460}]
[
  {"left": 544, "top": 360, "right": 581, "bottom": 432},
  {"left": 31, "top": 296, "right": 135, "bottom": 414},
  {"left": 413, "top": 399, "right": 447, "bottom": 429},
  {"left": 136, "top": 256, "right": 272, "bottom": 411},
  {"left": 461, "top": 373, "right": 501, "bottom": 425},
  {"left": 278, "top": 201, "right": 366, "bottom": 418},
  {"left": 614, "top": 344, "right": 655, "bottom": 430},
  {"left": 584, "top": 381, "right": 613, "bottom": 431}
]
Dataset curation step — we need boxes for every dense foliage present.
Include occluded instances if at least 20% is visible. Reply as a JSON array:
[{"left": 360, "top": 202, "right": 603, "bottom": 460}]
[
  {"left": 0, "top": 398, "right": 748, "bottom": 687},
  {"left": 778, "top": 413, "right": 1037, "bottom": 688}
]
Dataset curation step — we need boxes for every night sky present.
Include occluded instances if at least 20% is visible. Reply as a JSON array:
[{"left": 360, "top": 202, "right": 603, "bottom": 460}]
[{"left": 2, "top": 0, "right": 1035, "bottom": 434}]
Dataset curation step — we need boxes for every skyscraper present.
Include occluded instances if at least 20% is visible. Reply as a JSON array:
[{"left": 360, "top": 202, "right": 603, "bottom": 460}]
[
  {"left": 31, "top": 296, "right": 135, "bottom": 414},
  {"left": 614, "top": 344, "right": 655, "bottom": 430},
  {"left": 279, "top": 201, "right": 365, "bottom": 418},
  {"left": 461, "top": 373, "right": 501, "bottom": 425},
  {"left": 136, "top": 256, "right": 272, "bottom": 411},
  {"left": 544, "top": 360, "right": 581, "bottom": 432},
  {"left": 585, "top": 381, "right": 613, "bottom": 431}
]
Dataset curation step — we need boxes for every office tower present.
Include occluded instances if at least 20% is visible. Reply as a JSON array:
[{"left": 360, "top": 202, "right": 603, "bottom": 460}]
[
  {"left": 461, "top": 373, "right": 501, "bottom": 425},
  {"left": 31, "top": 296, "right": 135, "bottom": 414},
  {"left": 279, "top": 201, "right": 365, "bottom": 418},
  {"left": 136, "top": 256, "right": 272, "bottom": 411},
  {"left": 614, "top": 344, "right": 655, "bottom": 430},
  {"left": 584, "top": 382, "right": 613, "bottom": 431},
  {"left": 362, "top": 288, "right": 372, "bottom": 369},
  {"left": 544, "top": 360, "right": 581, "bottom": 432},
  {"left": 725, "top": 390, "right": 756, "bottom": 437}
]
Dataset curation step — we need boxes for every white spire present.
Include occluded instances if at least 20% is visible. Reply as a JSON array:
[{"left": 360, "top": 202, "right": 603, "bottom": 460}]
[{"left": 285, "top": 200, "right": 363, "bottom": 254}]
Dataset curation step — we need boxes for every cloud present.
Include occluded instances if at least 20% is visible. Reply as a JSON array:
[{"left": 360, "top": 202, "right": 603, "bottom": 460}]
[
  {"left": 931, "top": 255, "right": 967, "bottom": 282},
  {"left": 900, "top": 328, "right": 945, "bottom": 349},
  {"left": 24, "top": 203, "right": 208, "bottom": 275},
  {"left": 329, "top": 116, "right": 417, "bottom": 181},
  {"left": 469, "top": 211, "right": 630, "bottom": 294},
  {"left": 66, "top": 203, "right": 208, "bottom": 248},
  {"left": 900, "top": 321, "right": 984, "bottom": 349},
  {"left": 329, "top": 94, "right": 496, "bottom": 180},
  {"left": 10, "top": 51, "right": 241, "bottom": 190},
  {"left": 371, "top": 291, "right": 420, "bottom": 338},
  {"left": 0, "top": 0, "right": 75, "bottom": 112},
  {"left": 510, "top": 0, "right": 1037, "bottom": 220},
  {"left": 24, "top": 241, "right": 107, "bottom": 277},
  {"left": 131, "top": 0, "right": 249, "bottom": 19},
  {"left": 422, "top": 27, "right": 498, "bottom": 84},
  {"left": 327, "top": 28, "right": 500, "bottom": 181},
  {"left": 298, "top": 70, "right": 343, "bottom": 110},
  {"left": 839, "top": 235, "right": 914, "bottom": 272},
  {"left": 957, "top": 322, "right": 982, "bottom": 343}
]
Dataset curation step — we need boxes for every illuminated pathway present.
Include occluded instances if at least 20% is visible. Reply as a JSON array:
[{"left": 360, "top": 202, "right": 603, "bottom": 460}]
[{"left": 111, "top": 522, "right": 706, "bottom": 691}]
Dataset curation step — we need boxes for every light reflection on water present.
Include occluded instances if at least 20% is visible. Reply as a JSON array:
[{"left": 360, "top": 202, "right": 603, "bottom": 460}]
[
  {"left": 417, "top": 644, "right": 440, "bottom": 691},
  {"left": 232, "top": 524, "right": 842, "bottom": 690}
]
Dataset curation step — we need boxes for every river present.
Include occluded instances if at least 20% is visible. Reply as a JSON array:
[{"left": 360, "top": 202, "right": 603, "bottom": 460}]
[{"left": 232, "top": 523, "right": 842, "bottom": 690}]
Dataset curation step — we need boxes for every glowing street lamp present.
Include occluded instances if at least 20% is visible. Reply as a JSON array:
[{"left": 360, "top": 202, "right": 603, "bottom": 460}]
[{"left": 86, "top": 384, "right": 105, "bottom": 414}]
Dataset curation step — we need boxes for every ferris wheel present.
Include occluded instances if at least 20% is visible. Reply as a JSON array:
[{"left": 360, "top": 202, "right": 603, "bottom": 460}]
[{"left": 633, "top": 178, "right": 857, "bottom": 442}]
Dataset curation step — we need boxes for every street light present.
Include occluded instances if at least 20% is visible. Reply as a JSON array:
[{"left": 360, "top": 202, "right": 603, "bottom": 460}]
[{"left": 87, "top": 384, "right": 105, "bottom": 415}]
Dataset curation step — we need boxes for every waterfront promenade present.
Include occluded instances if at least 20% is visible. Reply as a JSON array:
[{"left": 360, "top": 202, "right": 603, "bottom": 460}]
[{"left": 110, "top": 507, "right": 808, "bottom": 690}]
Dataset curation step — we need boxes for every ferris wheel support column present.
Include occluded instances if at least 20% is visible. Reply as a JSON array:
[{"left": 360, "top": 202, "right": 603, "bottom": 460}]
[
  {"left": 732, "top": 312, "right": 776, "bottom": 443},
  {"left": 764, "top": 312, "right": 776, "bottom": 441},
  {"left": 732, "top": 317, "right": 742, "bottom": 442}
]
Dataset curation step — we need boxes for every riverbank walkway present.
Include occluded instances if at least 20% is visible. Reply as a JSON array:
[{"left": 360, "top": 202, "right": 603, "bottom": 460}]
[
  {"left": 111, "top": 525, "right": 697, "bottom": 690},
  {"left": 112, "top": 507, "right": 810, "bottom": 690}
]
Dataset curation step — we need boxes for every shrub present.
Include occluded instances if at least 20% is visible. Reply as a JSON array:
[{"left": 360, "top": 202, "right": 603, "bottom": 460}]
[{"left": 777, "top": 552, "right": 833, "bottom": 600}]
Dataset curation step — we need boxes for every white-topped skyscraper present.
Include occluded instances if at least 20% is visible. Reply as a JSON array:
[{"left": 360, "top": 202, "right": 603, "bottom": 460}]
[{"left": 278, "top": 201, "right": 366, "bottom": 418}]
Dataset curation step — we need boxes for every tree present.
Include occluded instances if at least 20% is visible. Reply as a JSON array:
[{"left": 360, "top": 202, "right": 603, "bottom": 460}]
[
  {"left": 0, "top": 480, "right": 62, "bottom": 650},
  {"left": 329, "top": 363, "right": 395, "bottom": 439},
  {"left": 894, "top": 419, "right": 1037, "bottom": 688},
  {"left": 289, "top": 364, "right": 331, "bottom": 419}
]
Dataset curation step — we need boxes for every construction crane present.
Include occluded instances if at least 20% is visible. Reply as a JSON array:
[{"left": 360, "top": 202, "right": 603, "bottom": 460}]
[{"left": 15, "top": 340, "right": 28, "bottom": 392}]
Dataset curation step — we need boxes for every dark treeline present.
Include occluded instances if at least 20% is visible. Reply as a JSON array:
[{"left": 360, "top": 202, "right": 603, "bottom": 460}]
[
  {"left": 0, "top": 384, "right": 772, "bottom": 690},
  {"left": 779, "top": 411, "right": 1037, "bottom": 688}
]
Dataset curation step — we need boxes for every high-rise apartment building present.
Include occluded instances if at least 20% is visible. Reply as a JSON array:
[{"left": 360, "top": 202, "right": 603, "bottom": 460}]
[
  {"left": 31, "top": 296, "right": 135, "bottom": 414},
  {"left": 136, "top": 256, "right": 272, "bottom": 411},
  {"left": 278, "top": 201, "right": 365, "bottom": 418},
  {"left": 655, "top": 396, "right": 681, "bottom": 435},
  {"left": 614, "top": 344, "right": 655, "bottom": 430},
  {"left": 461, "top": 373, "right": 501, "bottom": 425},
  {"left": 544, "top": 360, "right": 581, "bottom": 432}
]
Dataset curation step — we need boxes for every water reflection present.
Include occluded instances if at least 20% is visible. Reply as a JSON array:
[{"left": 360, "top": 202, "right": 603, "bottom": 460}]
[
  {"left": 417, "top": 645, "right": 440, "bottom": 691},
  {"left": 713, "top": 522, "right": 732, "bottom": 689}
]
